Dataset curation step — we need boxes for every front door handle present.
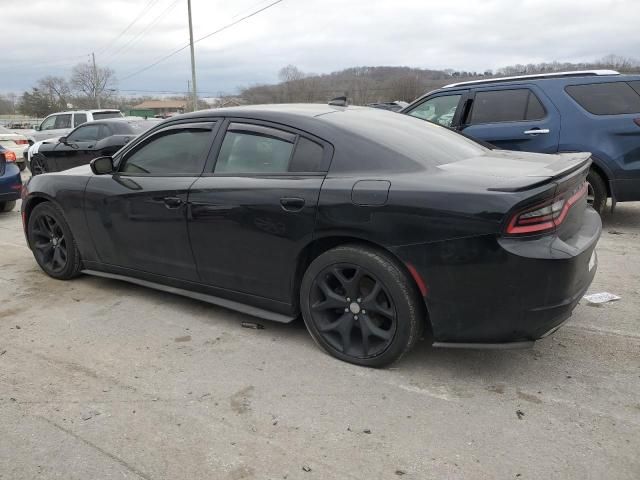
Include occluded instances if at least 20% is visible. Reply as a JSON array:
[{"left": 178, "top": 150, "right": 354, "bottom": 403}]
[
  {"left": 523, "top": 128, "right": 550, "bottom": 135},
  {"left": 163, "top": 196, "right": 183, "bottom": 209},
  {"left": 280, "top": 197, "right": 305, "bottom": 212}
]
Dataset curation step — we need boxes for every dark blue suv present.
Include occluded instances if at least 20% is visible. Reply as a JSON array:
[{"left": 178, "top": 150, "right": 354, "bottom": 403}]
[
  {"left": 0, "top": 145, "right": 22, "bottom": 213},
  {"left": 402, "top": 70, "right": 640, "bottom": 213}
]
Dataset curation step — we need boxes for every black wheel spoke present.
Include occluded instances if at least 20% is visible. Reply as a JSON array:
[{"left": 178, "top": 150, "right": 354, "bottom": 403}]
[
  {"left": 361, "top": 316, "right": 393, "bottom": 341},
  {"left": 313, "top": 279, "right": 346, "bottom": 311},
  {"left": 52, "top": 248, "right": 63, "bottom": 268}
]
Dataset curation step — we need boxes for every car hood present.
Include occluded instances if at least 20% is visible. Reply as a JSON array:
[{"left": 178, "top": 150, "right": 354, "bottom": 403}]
[
  {"left": 438, "top": 150, "right": 591, "bottom": 191},
  {"left": 56, "top": 164, "right": 93, "bottom": 176}
]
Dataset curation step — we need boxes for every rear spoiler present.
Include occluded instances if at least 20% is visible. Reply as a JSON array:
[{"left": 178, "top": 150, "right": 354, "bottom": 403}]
[{"left": 488, "top": 153, "right": 591, "bottom": 192}]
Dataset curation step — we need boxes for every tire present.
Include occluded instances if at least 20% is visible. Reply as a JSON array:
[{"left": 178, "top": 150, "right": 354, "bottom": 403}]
[
  {"left": 0, "top": 201, "right": 16, "bottom": 213},
  {"left": 27, "top": 202, "right": 82, "bottom": 280},
  {"left": 586, "top": 169, "right": 607, "bottom": 215},
  {"left": 30, "top": 153, "right": 47, "bottom": 176},
  {"left": 300, "top": 244, "right": 424, "bottom": 367}
]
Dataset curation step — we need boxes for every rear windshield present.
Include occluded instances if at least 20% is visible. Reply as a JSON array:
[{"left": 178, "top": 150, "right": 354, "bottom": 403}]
[
  {"left": 324, "top": 108, "right": 487, "bottom": 168},
  {"left": 93, "top": 112, "right": 123, "bottom": 120},
  {"left": 565, "top": 82, "right": 640, "bottom": 115}
]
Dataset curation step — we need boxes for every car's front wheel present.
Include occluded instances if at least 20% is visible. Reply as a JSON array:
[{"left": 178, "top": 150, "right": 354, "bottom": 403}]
[
  {"left": 300, "top": 244, "right": 424, "bottom": 367},
  {"left": 27, "top": 202, "right": 82, "bottom": 280}
]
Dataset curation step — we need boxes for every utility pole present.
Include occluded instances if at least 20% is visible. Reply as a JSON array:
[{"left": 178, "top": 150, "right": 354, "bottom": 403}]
[
  {"left": 92, "top": 52, "right": 101, "bottom": 109},
  {"left": 187, "top": 0, "right": 198, "bottom": 112}
]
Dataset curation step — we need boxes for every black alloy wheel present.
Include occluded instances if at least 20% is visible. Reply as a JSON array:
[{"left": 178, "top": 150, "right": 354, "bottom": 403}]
[
  {"left": 310, "top": 263, "right": 397, "bottom": 359},
  {"left": 301, "top": 245, "right": 424, "bottom": 367},
  {"left": 27, "top": 202, "right": 82, "bottom": 279}
]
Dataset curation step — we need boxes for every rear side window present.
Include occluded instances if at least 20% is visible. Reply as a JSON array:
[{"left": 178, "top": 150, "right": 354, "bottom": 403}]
[
  {"left": 289, "top": 137, "right": 325, "bottom": 172},
  {"left": 565, "top": 82, "right": 640, "bottom": 115},
  {"left": 53, "top": 114, "right": 72, "bottom": 129},
  {"left": 215, "top": 130, "right": 294, "bottom": 174},
  {"left": 469, "top": 89, "right": 546, "bottom": 124},
  {"left": 93, "top": 112, "right": 123, "bottom": 120},
  {"left": 74, "top": 113, "right": 87, "bottom": 127}
]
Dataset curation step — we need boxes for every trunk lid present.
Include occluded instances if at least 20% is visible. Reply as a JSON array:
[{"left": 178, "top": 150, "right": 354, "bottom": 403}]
[{"left": 438, "top": 150, "right": 591, "bottom": 192}]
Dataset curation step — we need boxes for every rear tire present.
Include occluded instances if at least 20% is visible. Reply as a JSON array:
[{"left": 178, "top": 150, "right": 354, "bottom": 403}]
[
  {"left": 27, "top": 202, "right": 82, "bottom": 280},
  {"left": 586, "top": 169, "right": 607, "bottom": 214},
  {"left": 0, "top": 201, "right": 16, "bottom": 213},
  {"left": 300, "top": 244, "right": 424, "bottom": 368}
]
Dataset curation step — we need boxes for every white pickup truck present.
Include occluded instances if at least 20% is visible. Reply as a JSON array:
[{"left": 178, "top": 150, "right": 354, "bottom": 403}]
[{"left": 29, "top": 109, "right": 124, "bottom": 143}]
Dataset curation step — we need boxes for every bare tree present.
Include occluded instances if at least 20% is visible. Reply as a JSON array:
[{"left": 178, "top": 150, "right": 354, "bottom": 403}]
[
  {"left": 37, "top": 76, "right": 71, "bottom": 109},
  {"left": 71, "top": 62, "right": 116, "bottom": 108}
]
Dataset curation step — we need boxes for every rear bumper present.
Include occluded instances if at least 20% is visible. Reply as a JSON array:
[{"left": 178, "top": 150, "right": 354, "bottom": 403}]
[
  {"left": 393, "top": 208, "right": 601, "bottom": 344},
  {"left": 0, "top": 164, "right": 22, "bottom": 201}
]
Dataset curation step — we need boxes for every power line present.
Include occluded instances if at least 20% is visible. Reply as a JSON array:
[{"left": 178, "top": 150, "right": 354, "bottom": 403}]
[
  {"left": 119, "top": 0, "right": 284, "bottom": 82},
  {"left": 96, "top": 0, "right": 162, "bottom": 57},
  {"left": 103, "top": 0, "right": 181, "bottom": 65}
]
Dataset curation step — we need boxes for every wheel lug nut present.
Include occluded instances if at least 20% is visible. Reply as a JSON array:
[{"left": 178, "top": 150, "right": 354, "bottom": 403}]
[
  {"left": 357, "top": 298, "right": 361, "bottom": 303},
  {"left": 346, "top": 297, "right": 351, "bottom": 302},
  {"left": 354, "top": 315, "right": 358, "bottom": 320},
  {"left": 344, "top": 307, "right": 349, "bottom": 312},
  {"left": 362, "top": 310, "right": 366, "bottom": 314}
]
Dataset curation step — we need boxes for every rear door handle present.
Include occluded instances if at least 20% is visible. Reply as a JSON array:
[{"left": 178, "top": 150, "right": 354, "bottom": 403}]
[
  {"left": 163, "top": 196, "right": 183, "bottom": 209},
  {"left": 280, "top": 197, "right": 305, "bottom": 212},
  {"left": 523, "top": 128, "right": 550, "bottom": 135}
]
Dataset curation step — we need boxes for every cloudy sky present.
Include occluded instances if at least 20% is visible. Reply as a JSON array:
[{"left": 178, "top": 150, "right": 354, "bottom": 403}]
[{"left": 2, "top": 0, "right": 638, "bottom": 96}]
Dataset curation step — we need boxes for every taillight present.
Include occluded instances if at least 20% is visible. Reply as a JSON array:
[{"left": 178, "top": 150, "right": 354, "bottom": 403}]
[
  {"left": 505, "top": 182, "right": 588, "bottom": 236},
  {"left": 15, "top": 139, "right": 29, "bottom": 145},
  {"left": 3, "top": 151, "right": 17, "bottom": 162}
]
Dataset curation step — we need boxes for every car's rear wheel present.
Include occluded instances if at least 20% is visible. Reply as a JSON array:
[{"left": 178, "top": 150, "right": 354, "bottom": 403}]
[
  {"left": 27, "top": 202, "right": 82, "bottom": 280},
  {"left": 586, "top": 169, "right": 607, "bottom": 214},
  {"left": 0, "top": 201, "right": 16, "bottom": 213},
  {"left": 300, "top": 244, "right": 424, "bottom": 367}
]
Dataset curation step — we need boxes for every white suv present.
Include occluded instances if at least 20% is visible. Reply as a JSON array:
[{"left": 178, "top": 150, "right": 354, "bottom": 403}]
[{"left": 31, "top": 110, "right": 123, "bottom": 142}]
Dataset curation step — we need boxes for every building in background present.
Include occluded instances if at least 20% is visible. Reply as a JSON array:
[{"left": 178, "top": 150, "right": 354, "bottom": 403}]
[{"left": 128, "top": 100, "right": 187, "bottom": 118}]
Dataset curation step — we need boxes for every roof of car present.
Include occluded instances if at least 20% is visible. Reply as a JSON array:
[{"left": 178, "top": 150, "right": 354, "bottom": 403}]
[{"left": 46, "top": 109, "right": 122, "bottom": 115}]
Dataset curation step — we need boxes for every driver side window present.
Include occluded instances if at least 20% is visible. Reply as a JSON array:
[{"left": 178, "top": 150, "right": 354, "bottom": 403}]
[
  {"left": 120, "top": 127, "right": 212, "bottom": 175},
  {"left": 40, "top": 115, "right": 57, "bottom": 131},
  {"left": 67, "top": 124, "right": 101, "bottom": 142},
  {"left": 407, "top": 95, "right": 462, "bottom": 127}
]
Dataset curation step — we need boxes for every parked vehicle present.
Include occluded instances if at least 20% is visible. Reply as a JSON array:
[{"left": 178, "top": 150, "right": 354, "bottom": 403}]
[
  {"left": 22, "top": 105, "right": 600, "bottom": 367},
  {"left": 29, "top": 109, "right": 124, "bottom": 143},
  {"left": 366, "top": 101, "right": 408, "bottom": 112},
  {"left": 0, "top": 145, "right": 22, "bottom": 212},
  {"left": 0, "top": 126, "right": 30, "bottom": 171},
  {"left": 29, "top": 118, "right": 160, "bottom": 175},
  {"left": 402, "top": 70, "right": 640, "bottom": 213}
]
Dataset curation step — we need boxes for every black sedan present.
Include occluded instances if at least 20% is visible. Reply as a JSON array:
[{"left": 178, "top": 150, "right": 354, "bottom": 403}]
[
  {"left": 29, "top": 118, "right": 160, "bottom": 175},
  {"left": 21, "top": 105, "right": 601, "bottom": 367}
]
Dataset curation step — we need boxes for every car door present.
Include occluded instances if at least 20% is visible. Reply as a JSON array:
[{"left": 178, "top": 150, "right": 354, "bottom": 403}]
[
  {"left": 84, "top": 121, "right": 218, "bottom": 281},
  {"left": 460, "top": 86, "right": 560, "bottom": 153},
  {"left": 35, "top": 113, "right": 73, "bottom": 142},
  {"left": 49, "top": 123, "right": 103, "bottom": 171},
  {"left": 404, "top": 92, "right": 467, "bottom": 128},
  {"left": 188, "top": 119, "right": 332, "bottom": 303}
]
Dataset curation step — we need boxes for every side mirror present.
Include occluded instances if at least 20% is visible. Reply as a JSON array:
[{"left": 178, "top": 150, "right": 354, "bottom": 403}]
[
  {"left": 59, "top": 136, "right": 68, "bottom": 144},
  {"left": 90, "top": 156, "right": 114, "bottom": 175},
  {"left": 35, "top": 125, "right": 41, "bottom": 131}
]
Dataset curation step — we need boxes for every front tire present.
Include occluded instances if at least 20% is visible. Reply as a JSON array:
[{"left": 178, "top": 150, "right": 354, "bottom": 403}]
[
  {"left": 586, "top": 169, "right": 607, "bottom": 215},
  {"left": 300, "top": 244, "right": 424, "bottom": 367},
  {"left": 27, "top": 202, "right": 82, "bottom": 280}
]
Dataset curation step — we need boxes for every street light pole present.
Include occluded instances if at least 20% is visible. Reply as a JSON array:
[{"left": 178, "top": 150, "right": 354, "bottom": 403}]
[{"left": 187, "top": 0, "right": 198, "bottom": 111}]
